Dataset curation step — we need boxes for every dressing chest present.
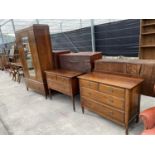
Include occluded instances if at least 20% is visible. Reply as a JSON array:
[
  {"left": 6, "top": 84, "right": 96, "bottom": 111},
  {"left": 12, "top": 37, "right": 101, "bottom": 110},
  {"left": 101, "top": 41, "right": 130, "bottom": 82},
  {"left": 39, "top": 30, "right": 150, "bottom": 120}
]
[
  {"left": 45, "top": 69, "right": 82, "bottom": 111},
  {"left": 78, "top": 72, "right": 144, "bottom": 134}
]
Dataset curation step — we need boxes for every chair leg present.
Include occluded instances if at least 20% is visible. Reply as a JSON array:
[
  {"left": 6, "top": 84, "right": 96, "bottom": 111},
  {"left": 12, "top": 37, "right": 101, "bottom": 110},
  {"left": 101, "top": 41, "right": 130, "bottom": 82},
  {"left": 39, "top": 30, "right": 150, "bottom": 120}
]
[{"left": 18, "top": 74, "right": 21, "bottom": 83}]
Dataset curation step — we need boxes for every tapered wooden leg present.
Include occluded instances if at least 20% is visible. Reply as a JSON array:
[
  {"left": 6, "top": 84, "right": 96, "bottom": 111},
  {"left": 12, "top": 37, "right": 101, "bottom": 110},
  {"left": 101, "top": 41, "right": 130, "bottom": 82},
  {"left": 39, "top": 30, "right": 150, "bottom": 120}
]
[
  {"left": 45, "top": 94, "right": 47, "bottom": 99},
  {"left": 135, "top": 115, "right": 139, "bottom": 123},
  {"left": 17, "top": 73, "right": 20, "bottom": 83},
  {"left": 125, "top": 124, "right": 129, "bottom": 135},
  {"left": 14, "top": 72, "right": 17, "bottom": 81},
  {"left": 49, "top": 89, "right": 52, "bottom": 99},
  {"left": 12, "top": 72, "right": 15, "bottom": 80},
  {"left": 19, "top": 75, "right": 21, "bottom": 83},
  {"left": 136, "top": 91, "right": 141, "bottom": 123},
  {"left": 71, "top": 96, "right": 75, "bottom": 112},
  {"left": 26, "top": 87, "right": 29, "bottom": 91},
  {"left": 82, "top": 106, "right": 85, "bottom": 114}
]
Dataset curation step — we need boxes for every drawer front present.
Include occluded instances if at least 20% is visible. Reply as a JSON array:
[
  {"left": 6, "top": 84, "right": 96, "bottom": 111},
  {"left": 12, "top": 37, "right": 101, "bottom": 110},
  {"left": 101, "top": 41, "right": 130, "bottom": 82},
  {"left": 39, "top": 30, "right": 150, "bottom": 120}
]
[
  {"left": 56, "top": 75, "right": 70, "bottom": 84},
  {"left": 47, "top": 80, "right": 70, "bottom": 95},
  {"left": 81, "top": 87, "right": 124, "bottom": 110},
  {"left": 81, "top": 97, "right": 124, "bottom": 123},
  {"left": 46, "top": 73, "right": 70, "bottom": 85},
  {"left": 80, "top": 79, "right": 98, "bottom": 90},
  {"left": 99, "top": 84, "right": 125, "bottom": 98},
  {"left": 46, "top": 73, "right": 57, "bottom": 81}
]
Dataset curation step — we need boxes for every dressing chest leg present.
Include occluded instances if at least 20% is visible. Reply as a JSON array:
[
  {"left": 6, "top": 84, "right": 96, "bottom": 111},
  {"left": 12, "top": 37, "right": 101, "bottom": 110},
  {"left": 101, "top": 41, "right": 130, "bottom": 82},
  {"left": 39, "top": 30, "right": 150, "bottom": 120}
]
[
  {"left": 135, "top": 114, "right": 139, "bottom": 123},
  {"left": 49, "top": 89, "right": 52, "bottom": 99},
  {"left": 71, "top": 96, "right": 76, "bottom": 112},
  {"left": 45, "top": 94, "right": 47, "bottom": 99},
  {"left": 136, "top": 92, "right": 141, "bottom": 123},
  {"left": 125, "top": 124, "right": 129, "bottom": 135},
  {"left": 82, "top": 106, "right": 85, "bottom": 114}
]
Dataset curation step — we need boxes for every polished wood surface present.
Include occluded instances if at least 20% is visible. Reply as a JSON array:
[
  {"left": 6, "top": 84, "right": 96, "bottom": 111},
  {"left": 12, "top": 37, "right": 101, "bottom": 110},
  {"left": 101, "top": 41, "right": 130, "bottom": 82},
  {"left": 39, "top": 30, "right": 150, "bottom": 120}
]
[
  {"left": 46, "top": 69, "right": 82, "bottom": 78},
  {"left": 16, "top": 24, "right": 54, "bottom": 97},
  {"left": 78, "top": 72, "right": 144, "bottom": 134},
  {"left": 45, "top": 69, "right": 82, "bottom": 111},
  {"left": 78, "top": 72, "right": 143, "bottom": 89},
  {"left": 53, "top": 50, "right": 70, "bottom": 69},
  {"left": 59, "top": 52, "right": 102, "bottom": 72},
  {"left": 94, "top": 59, "right": 155, "bottom": 96}
]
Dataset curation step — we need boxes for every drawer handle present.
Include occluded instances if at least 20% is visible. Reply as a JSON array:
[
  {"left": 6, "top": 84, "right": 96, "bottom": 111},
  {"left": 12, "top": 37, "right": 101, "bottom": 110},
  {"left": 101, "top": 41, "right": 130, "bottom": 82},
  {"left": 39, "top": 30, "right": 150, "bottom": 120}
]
[
  {"left": 108, "top": 111, "right": 113, "bottom": 115},
  {"left": 110, "top": 89, "right": 113, "bottom": 93},
  {"left": 109, "top": 99, "right": 113, "bottom": 103}
]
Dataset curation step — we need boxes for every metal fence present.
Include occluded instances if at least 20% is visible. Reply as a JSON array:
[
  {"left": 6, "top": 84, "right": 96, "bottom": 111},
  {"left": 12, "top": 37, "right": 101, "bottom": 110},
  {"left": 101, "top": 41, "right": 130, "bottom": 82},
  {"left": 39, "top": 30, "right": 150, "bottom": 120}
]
[{"left": 0, "top": 19, "right": 140, "bottom": 56}]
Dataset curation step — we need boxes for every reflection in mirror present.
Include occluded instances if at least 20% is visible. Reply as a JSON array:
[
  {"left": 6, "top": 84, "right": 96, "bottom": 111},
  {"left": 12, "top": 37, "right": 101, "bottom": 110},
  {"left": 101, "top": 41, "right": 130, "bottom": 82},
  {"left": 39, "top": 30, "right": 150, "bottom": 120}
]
[{"left": 22, "top": 37, "right": 36, "bottom": 77}]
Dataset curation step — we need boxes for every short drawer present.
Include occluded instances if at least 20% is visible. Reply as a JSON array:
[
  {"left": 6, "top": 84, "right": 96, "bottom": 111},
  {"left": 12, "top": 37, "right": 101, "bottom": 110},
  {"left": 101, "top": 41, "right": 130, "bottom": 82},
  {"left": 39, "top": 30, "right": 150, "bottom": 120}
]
[
  {"left": 80, "top": 79, "right": 98, "bottom": 90},
  {"left": 81, "top": 97, "right": 124, "bottom": 123},
  {"left": 81, "top": 87, "right": 124, "bottom": 110},
  {"left": 99, "top": 84, "right": 125, "bottom": 98},
  {"left": 106, "top": 96, "right": 124, "bottom": 110}
]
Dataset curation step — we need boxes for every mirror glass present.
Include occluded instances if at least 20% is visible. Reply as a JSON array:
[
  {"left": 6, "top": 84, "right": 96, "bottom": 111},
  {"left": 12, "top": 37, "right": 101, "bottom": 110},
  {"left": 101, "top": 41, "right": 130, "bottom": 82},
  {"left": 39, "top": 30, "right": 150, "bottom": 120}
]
[{"left": 22, "top": 37, "right": 36, "bottom": 77}]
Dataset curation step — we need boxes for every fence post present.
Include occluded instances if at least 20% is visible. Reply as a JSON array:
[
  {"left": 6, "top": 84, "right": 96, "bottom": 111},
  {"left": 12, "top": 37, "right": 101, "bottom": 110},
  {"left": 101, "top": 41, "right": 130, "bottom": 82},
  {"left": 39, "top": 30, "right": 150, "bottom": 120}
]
[
  {"left": 11, "top": 19, "right": 16, "bottom": 34},
  {"left": 0, "top": 26, "right": 4, "bottom": 45},
  {"left": 90, "top": 19, "right": 96, "bottom": 52},
  {"left": 36, "top": 19, "right": 39, "bottom": 24}
]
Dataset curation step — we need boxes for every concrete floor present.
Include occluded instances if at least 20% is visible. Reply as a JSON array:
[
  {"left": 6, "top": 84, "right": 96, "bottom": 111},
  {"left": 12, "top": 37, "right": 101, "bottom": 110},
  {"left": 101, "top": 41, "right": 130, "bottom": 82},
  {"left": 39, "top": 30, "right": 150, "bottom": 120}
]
[{"left": 0, "top": 70, "right": 155, "bottom": 135}]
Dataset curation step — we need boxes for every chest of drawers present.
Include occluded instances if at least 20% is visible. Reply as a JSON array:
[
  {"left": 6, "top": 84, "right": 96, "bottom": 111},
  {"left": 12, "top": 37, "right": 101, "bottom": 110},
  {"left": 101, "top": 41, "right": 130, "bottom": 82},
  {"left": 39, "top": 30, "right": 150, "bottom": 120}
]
[
  {"left": 45, "top": 69, "right": 82, "bottom": 111},
  {"left": 78, "top": 72, "right": 144, "bottom": 134}
]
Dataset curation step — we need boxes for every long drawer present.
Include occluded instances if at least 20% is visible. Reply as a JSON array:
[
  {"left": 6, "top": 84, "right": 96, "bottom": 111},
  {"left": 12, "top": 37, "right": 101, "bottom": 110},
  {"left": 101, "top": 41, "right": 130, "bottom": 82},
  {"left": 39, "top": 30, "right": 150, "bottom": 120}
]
[
  {"left": 80, "top": 79, "right": 125, "bottom": 99},
  {"left": 47, "top": 79, "right": 70, "bottom": 95},
  {"left": 99, "top": 83, "right": 125, "bottom": 99},
  {"left": 81, "top": 97, "right": 124, "bottom": 123},
  {"left": 80, "top": 87, "right": 125, "bottom": 110}
]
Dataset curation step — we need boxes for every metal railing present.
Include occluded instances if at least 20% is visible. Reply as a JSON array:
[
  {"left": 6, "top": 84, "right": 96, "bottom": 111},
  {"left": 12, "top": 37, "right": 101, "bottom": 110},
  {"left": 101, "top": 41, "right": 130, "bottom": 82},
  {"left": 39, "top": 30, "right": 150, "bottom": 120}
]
[{"left": 0, "top": 19, "right": 122, "bottom": 52}]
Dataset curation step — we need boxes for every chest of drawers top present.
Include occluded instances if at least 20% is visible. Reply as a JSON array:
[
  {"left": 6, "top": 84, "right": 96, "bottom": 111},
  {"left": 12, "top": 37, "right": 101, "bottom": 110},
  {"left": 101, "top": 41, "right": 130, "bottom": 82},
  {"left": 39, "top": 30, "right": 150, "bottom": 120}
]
[
  {"left": 78, "top": 72, "right": 144, "bottom": 89},
  {"left": 45, "top": 69, "right": 82, "bottom": 78}
]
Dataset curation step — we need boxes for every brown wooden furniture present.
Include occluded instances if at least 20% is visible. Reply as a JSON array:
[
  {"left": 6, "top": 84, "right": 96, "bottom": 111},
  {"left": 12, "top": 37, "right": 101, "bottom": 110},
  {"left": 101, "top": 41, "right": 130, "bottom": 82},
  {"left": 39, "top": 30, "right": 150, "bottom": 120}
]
[
  {"left": 94, "top": 59, "right": 155, "bottom": 97},
  {"left": 0, "top": 54, "right": 10, "bottom": 70},
  {"left": 45, "top": 69, "right": 82, "bottom": 111},
  {"left": 59, "top": 52, "right": 102, "bottom": 72},
  {"left": 53, "top": 50, "right": 70, "bottom": 69},
  {"left": 16, "top": 24, "right": 54, "bottom": 97},
  {"left": 139, "top": 19, "right": 155, "bottom": 59},
  {"left": 78, "top": 72, "right": 143, "bottom": 134},
  {"left": 10, "top": 62, "right": 23, "bottom": 83}
]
